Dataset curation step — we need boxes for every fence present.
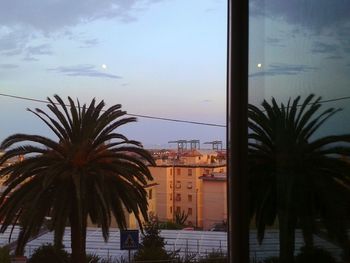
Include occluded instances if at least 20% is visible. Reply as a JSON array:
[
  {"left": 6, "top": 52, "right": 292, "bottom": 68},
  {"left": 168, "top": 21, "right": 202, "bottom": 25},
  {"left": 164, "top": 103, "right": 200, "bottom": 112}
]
[{"left": 0, "top": 227, "right": 342, "bottom": 261}]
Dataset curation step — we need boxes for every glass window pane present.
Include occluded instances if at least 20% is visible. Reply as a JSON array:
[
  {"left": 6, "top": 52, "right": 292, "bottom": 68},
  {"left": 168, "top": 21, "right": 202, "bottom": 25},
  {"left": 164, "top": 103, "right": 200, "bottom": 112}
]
[{"left": 249, "top": 1, "right": 350, "bottom": 262}]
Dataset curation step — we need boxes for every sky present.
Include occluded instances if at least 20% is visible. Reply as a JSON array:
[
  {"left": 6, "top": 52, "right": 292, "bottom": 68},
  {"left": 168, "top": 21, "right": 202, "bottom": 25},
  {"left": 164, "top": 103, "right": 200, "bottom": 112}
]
[{"left": 0, "top": 0, "right": 350, "bottom": 148}]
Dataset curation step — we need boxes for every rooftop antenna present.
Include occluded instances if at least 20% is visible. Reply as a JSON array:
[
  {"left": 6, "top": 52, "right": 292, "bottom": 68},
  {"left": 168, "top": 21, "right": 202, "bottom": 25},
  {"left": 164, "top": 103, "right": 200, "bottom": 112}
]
[
  {"left": 203, "top": 140, "right": 223, "bottom": 151},
  {"left": 168, "top": 140, "right": 188, "bottom": 152}
]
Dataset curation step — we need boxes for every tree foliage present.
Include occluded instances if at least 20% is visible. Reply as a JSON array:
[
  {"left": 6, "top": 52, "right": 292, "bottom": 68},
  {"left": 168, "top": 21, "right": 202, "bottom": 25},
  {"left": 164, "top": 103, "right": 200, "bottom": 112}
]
[
  {"left": 0, "top": 246, "right": 11, "bottom": 263},
  {"left": 0, "top": 95, "right": 155, "bottom": 262},
  {"left": 248, "top": 94, "right": 350, "bottom": 263},
  {"left": 133, "top": 220, "right": 174, "bottom": 262},
  {"left": 28, "top": 244, "right": 70, "bottom": 263},
  {"left": 175, "top": 210, "right": 189, "bottom": 226}
]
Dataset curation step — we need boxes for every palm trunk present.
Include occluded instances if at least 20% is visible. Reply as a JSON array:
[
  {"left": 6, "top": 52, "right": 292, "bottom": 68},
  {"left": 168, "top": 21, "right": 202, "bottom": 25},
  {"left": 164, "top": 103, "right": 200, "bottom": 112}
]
[
  {"left": 278, "top": 211, "right": 295, "bottom": 263},
  {"left": 70, "top": 211, "right": 86, "bottom": 263}
]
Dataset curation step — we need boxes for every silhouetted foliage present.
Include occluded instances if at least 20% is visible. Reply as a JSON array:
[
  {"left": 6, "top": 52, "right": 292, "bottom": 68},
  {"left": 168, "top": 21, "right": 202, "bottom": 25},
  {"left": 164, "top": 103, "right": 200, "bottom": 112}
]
[
  {"left": 86, "top": 253, "right": 101, "bottom": 263},
  {"left": 159, "top": 220, "right": 183, "bottom": 230},
  {"left": 28, "top": 244, "right": 69, "bottom": 263},
  {"left": 0, "top": 95, "right": 155, "bottom": 262},
  {"left": 133, "top": 220, "right": 174, "bottom": 262},
  {"left": 249, "top": 94, "right": 350, "bottom": 263},
  {"left": 295, "top": 246, "right": 337, "bottom": 263},
  {"left": 0, "top": 246, "right": 11, "bottom": 263},
  {"left": 175, "top": 210, "right": 189, "bottom": 226},
  {"left": 198, "top": 251, "right": 227, "bottom": 263}
]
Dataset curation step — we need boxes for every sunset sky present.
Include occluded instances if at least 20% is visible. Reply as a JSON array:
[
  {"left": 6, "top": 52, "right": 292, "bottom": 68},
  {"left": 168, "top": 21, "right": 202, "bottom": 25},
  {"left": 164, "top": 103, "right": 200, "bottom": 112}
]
[{"left": 1, "top": 0, "right": 350, "bottom": 148}]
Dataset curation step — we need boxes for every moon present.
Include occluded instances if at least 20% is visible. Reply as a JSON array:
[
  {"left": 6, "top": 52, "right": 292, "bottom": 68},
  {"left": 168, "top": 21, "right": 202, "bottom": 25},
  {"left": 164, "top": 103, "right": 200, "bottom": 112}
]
[{"left": 101, "top": 64, "right": 107, "bottom": 69}]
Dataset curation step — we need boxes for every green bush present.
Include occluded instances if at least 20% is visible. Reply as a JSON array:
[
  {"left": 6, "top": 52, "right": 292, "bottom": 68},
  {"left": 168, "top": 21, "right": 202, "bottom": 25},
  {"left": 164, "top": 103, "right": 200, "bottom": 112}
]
[
  {"left": 134, "top": 221, "right": 175, "bottom": 262},
  {"left": 86, "top": 253, "right": 101, "bottom": 263},
  {"left": 0, "top": 246, "right": 11, "bottom": 263},
  {"left": 198, "top": 251, "right": 227, "bottom": 263},
  {"left": 159, "top": 220, "right": 183, "bottom": 230},
  {"left": 262, "top": 256, "right": 279, "bottom": 263},
  {"left": 28, "top": 244, "right": 70, "bottom": 263},
  {"left": 250, "top": 256, "right": 279, "bottom": 263},
  {"left": 295, "top": 246, "right": 337, "bottom": 263}
]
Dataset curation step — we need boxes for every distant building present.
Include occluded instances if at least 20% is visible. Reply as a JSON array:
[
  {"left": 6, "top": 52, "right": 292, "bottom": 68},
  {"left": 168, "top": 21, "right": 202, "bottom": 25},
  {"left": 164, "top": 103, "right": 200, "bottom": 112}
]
[
  {"left": 148, "top": 149, "right": 227, "bottom": 229},
  {"left": 0, "top": 152, "right": 24, "bottom": 193},
  {"left": 199, "top": 172, "right": 227, "bottom": 230}
]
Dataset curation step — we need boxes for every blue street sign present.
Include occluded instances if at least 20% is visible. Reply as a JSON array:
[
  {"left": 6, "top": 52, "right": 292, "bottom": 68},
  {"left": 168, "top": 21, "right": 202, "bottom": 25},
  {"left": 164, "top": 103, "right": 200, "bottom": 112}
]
[{"left": 120, "top": 230, "right": 139, "bottom": 250}]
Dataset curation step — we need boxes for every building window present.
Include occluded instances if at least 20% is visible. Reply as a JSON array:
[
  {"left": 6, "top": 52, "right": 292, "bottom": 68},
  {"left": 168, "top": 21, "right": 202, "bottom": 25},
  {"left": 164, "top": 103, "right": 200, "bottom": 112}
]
[
  {"left": 176, "top": 206, "right": 181, "bottom": 213},
  {"left": 188, "top": 169, "right": 192, "bottom": 176},
  {"left": 170, "top": 193, "right": 172, "bottom": 200},
  {"left": 170, "top": 181, "right": 172, "bottom": 189},
  {"left": 188, "top": 195, "right": 192, "bottom": 202},
  {"left": 176, "top": 193, "right": 181, "bottom": 201},
  {"left": 170, "top": 206, "right": 172, "bottom": 214},
  {"left": 187, "top": 182, "right": 192, "bottom": 189},
  {"left": 177, "top": 168, "right": 181, "bottom": 175},
  {"left": 176, "top": 181, "right": 181, "bottom": 189},
  {"left": 148, "top": 189, "right": 152, "bottom": 200},
  {"left": 188, "top": 208, "right": 192, "bottom": 215}
]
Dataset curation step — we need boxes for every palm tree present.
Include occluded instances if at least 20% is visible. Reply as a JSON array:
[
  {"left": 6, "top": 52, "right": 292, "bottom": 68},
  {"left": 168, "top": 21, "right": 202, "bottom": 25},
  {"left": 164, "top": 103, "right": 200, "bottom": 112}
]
[
  {"left": 0, "top": 95, "right": 155, "bottom": 262},
  {"left": 249, "top": 94, "right": 350, "bottom": 263}
]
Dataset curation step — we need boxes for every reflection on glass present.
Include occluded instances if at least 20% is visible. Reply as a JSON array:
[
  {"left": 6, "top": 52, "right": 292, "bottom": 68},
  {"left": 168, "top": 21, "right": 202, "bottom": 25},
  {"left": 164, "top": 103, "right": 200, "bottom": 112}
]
[{"left": 249, "top": 1, "right": 350, "bottom": 262}]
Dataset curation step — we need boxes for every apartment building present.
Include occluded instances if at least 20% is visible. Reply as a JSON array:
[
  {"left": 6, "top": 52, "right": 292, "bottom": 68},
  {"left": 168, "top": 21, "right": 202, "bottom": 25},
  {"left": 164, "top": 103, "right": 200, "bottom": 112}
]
[
  {"left": 199, "top": 172, "right": 227, "bottom": 230},
  {"left": 91, "top": 182, "right": 158, "bottom": 229},
  {"left": 148, "top": 149, "right": 227, "bottom": 229}
]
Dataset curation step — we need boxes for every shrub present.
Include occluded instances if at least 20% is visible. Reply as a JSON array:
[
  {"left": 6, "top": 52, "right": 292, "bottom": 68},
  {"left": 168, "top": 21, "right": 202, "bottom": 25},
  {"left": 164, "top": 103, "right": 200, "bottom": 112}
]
[
  {"left": 198, "top": 251, "right": 227, "bottom": 263},
  {"left": 134, "top": 221, "right": 175, "bottom": 262},
  {"left": 28, "top": 244, "right": 70, "bottom": 263},
  {"left": 159, "top": 220, "right": 183, "bottom": 230},
  {"left": 175, "top": 210, "right": 189, "bottom": 225},
  {"left": 262, "top": 256, "right": 279, "bottom": 263},
  {"left": 86, "top": 253, "right": 101, "bottom": 263},
  {"left": 0, "top": 246, "right": 11, "bottom": 263},
  {"left": 295, "top": 246, "right": 337, "bottom": 263},
  {"left": 250, "top": 256, "right": 279, "bottom": 263}
]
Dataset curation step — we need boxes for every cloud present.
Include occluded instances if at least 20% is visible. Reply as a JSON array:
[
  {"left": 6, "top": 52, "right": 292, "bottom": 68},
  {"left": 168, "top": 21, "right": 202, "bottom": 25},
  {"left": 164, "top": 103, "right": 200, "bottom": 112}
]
[
  {"left": 325, "top": 55, "right": 343, "bottom": 60},
  {"left": 0, "top": 0, "right": 163, "bottom": 33},
  {"left": 26, "top": 44, "right": 53, "bottom": 55},
  {"left": 79, "top": 38, "right": 99, "bottom": 48},
  {"left": 0, "top": 63, "right": 18, "bottom": 69},
  {"left": 249, "top": 63, "right": 317, "bottom": 78},
  {"left": 22, "top": 56, "right": 39, "bottom": 62},
  {"left": 311, "top": 41, "right": 338, "bottom": 54},
  {"left": 0, "top": 30, "right": 30, "bottom": 56},
  {"left": 0, "top": 31, "right": 53, "bottom": 60},
  {"left": 250, "top": 0, "right": 350, "bottom": 33},
  {"left": 47, "top": 64, "right": 122, "bottom": 79},
  {"left": 266, "top": 37, "right": 285, "bottom": 47}
]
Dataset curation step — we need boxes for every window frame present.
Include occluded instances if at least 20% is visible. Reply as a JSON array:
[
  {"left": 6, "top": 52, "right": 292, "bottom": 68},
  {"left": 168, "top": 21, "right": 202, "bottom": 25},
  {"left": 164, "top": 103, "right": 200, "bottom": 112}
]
[{"left": 226, "top": 0, "right": 249, "bottom": 262}]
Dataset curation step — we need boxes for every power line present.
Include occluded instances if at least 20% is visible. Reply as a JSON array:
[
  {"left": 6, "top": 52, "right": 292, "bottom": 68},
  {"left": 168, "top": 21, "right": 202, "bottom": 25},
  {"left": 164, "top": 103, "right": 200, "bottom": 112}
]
[
  {"left": 0, "top": 93, "right": 226, "bottom": 127},
  {"left": 2, "top": 92, "right": 350, "bottom": 127}
]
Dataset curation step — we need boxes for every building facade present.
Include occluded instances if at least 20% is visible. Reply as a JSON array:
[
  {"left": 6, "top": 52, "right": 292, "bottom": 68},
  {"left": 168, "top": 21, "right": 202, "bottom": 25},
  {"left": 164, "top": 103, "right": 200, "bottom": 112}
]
[{"left": 149, "top": 149, "right": 227, "bottom": 230}]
